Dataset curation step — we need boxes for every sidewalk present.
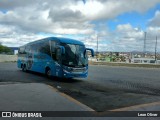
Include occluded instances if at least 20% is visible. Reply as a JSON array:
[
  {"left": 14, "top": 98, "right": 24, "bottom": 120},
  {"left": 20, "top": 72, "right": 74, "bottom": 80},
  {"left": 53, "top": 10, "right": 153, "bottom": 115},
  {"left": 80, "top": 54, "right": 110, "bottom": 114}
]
[
  {"left": 0, "top": 82, "right": 160, "bottom": 120},
  {"left": 0, "top": 82, "right": 93, "bottom": 111}
]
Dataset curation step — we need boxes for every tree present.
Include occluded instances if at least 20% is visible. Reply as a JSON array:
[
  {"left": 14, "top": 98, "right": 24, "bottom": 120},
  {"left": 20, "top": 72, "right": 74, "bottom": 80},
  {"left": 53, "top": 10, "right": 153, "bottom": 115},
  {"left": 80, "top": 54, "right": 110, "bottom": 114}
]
[{"left": 0, "top": 45, "right": 12, "bottom": 54}]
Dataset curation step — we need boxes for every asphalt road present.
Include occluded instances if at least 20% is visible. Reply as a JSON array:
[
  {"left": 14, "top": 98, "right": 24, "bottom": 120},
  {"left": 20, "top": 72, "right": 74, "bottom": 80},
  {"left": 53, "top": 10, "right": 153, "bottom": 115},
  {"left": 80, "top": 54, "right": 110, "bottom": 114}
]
[
  {"left": 87, "top": 65, "right": 160, "bottom": 95},
  {"left": 1, "top": 62, "right": 160, "bottom": 111}
]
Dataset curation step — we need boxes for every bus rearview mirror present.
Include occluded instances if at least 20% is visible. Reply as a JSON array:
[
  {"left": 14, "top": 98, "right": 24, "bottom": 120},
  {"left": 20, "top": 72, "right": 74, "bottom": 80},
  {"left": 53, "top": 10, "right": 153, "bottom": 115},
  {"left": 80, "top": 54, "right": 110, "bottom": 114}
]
[{"left": 85, "top": 48, "right": 94, "bottom": 57}]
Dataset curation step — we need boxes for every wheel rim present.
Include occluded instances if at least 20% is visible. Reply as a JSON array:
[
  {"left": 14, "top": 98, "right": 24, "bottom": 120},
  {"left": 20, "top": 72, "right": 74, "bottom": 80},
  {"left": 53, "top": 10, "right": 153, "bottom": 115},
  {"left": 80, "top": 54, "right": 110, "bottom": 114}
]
[
  {"left": 47, "top": 69, "right": 51, "bottom": 77},
  {"left": 22, "top": 65, "right": 26, "bottom": 71},
  {"left": 24, "top": 66, "right": 26, "bottom": 71}
]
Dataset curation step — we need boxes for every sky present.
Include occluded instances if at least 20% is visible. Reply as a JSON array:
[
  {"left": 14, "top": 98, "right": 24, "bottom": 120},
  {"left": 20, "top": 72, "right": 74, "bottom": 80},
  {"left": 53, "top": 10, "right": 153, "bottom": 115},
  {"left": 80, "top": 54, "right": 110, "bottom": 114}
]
[{"left": 0, "top": 0, "right": 160, "bottom": 52}]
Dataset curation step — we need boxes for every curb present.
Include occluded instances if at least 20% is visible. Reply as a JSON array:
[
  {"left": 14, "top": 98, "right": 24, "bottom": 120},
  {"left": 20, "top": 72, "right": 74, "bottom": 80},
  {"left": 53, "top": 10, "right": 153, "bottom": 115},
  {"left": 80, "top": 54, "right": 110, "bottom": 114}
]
[
  {"left": 110, "top": 101, "right": 160, "bottom": 111},
  {"left": 48, "top": 85, "right": 95, "bottom": 111}
]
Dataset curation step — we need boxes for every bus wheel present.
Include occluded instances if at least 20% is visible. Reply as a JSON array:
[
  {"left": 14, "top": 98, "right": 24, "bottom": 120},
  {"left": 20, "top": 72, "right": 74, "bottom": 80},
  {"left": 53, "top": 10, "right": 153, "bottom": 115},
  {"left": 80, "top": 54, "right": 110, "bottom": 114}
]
[
  {"left": 22, "top": 64, "right": 27, "bottom": 72},
  {"left": 46, "top": 68, "right": 51, "bottom": 78}
]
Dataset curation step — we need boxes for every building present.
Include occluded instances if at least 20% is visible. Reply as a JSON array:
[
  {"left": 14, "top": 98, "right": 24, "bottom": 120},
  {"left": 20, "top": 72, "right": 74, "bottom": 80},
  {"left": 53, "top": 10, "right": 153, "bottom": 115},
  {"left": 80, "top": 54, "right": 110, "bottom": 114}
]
[{"left": 9, "top": 47, "right": 19, "bottom": 55}]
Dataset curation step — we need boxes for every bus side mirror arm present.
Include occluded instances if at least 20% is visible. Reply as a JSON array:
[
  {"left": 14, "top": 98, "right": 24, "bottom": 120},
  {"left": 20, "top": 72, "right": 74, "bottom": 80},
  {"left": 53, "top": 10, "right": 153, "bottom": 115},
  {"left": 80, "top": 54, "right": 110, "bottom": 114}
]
[{"left": 85, "top": 48, "right": 94, "bottom": 57}]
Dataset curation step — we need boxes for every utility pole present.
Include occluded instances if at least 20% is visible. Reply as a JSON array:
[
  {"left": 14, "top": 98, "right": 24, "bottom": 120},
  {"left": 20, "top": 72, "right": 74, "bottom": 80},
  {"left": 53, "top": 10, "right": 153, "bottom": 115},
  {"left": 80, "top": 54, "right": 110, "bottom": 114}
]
[
  {"left": 143, "top": 32, "right": 147, "bottom": 57},
  {"left": 97, "top": 35, "right": 98, "bottom": 53},
  {"left": 155, "top": 36, "right": 158, "bottom": 63},
  {"left": 96, "top": 35, "right": 99, "bottom": 61}
]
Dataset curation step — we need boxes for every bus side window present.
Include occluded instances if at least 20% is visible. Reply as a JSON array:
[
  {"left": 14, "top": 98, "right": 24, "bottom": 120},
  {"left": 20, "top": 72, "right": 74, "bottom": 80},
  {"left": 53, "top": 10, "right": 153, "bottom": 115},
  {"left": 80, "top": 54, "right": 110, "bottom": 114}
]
[
  {"left": 30, "top": 44, "right": 39, "bottom": 53},
  {"left": 51, "top": 41, "right": 56, "bottom": 52},
  {"left": 51, "top": 41, "right": 56, "bottom": 60},
  {"left": 56, "top": 48, "right": 61, "bottom": 62},
  {"left": 39, "top": 41, "right": 50, "bottom": 55},
  {"left": 36, "top": 43, "right": 41, "bottom": 53},
  {"left": 18, "top": 48, "right": 21, "bottom": 54},
  {"left": 25, "top": 46, "right": 30, "bottom": 53},
  {"left": 19, "top": 47, "right": 25, "bottom": 54}
]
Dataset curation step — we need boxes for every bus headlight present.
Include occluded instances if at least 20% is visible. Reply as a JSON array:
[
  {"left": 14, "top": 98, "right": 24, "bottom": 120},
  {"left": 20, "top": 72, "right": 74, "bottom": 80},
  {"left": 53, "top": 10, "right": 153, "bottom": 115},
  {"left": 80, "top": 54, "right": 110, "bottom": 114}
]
[
  {"left": 67, "top": 67, "right": 73, "bottom": 71},
  {"left": 63, "top": 69, "right": 70, "bottom": 73}
]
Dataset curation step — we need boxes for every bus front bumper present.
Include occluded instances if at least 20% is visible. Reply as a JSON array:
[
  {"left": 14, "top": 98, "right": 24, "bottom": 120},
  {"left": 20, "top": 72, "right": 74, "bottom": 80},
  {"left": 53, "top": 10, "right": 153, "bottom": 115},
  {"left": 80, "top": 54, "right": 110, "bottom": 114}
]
[{"left": 63, "top": 71, "right": 88, "bottom": 78}]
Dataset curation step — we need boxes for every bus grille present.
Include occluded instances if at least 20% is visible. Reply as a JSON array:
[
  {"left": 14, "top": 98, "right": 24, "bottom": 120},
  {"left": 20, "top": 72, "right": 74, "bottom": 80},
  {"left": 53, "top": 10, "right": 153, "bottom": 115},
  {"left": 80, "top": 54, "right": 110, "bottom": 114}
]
[{"left": 72, "top": 68, "right": 86, "bottom": 73}]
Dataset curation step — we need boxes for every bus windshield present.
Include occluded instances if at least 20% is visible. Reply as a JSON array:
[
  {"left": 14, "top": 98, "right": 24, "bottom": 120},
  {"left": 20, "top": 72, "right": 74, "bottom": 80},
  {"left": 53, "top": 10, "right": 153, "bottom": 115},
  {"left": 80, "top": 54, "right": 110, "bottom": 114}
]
[{"left": 61, "top": 43, "right": 87, "bottom": 67}]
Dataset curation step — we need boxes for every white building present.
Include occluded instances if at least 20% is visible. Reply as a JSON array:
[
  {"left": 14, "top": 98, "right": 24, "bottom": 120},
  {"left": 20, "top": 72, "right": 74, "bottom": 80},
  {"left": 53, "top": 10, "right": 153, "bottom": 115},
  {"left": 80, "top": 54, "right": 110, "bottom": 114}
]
[{"left": 131, "top": 58, "right": 160, "bottom": 64}]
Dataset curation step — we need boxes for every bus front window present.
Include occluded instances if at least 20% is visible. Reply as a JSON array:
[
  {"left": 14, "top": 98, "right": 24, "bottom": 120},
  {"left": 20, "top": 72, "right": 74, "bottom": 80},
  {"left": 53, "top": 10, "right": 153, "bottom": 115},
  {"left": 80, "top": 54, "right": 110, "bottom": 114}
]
[{"left": 61, "top": 43, "right": 87, "bottom": 67}]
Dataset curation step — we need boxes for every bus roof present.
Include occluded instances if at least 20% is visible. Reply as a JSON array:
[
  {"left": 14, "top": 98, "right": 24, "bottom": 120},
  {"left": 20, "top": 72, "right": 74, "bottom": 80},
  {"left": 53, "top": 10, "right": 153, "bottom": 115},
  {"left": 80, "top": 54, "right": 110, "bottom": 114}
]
[
  {"left": 49, "top": 37, "right": 84, "bottom": 45},
  {"left": 21, "top": 37, "right": 84, "bottom": 47}
]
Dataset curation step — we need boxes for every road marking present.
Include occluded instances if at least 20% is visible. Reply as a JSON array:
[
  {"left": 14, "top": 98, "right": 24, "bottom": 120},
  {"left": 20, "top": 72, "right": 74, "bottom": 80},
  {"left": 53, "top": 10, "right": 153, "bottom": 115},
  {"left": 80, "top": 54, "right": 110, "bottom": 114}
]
[
  {"left": 110, "top": 101, "right": 160, "bottom": 111},
  {"left": 48, "top": 85, "right": 95, "bottom": 111}
]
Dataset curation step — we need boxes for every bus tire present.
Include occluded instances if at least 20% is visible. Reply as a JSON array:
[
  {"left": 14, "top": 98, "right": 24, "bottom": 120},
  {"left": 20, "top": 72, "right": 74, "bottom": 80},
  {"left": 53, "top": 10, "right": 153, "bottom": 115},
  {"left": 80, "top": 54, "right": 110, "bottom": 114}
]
[
  {"left": 45, "top": 68, "right": 51, "bottom": 78},
  {"left": 22, "top": 64, "right": 27, "bottom": 72}
]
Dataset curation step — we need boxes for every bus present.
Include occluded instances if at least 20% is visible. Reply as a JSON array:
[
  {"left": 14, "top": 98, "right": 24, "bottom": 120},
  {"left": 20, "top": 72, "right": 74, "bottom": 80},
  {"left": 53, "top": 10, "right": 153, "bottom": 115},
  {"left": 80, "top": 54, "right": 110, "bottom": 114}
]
[{"left": 17, "top": 37, "right": 94, "bottom": 79}]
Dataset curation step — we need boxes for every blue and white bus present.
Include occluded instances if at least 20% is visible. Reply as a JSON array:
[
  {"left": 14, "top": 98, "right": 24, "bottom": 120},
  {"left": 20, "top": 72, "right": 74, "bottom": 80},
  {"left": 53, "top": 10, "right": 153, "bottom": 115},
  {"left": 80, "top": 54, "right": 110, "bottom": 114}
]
[{"left": 17, "top": 37, "right": 94, "bottom": 79}]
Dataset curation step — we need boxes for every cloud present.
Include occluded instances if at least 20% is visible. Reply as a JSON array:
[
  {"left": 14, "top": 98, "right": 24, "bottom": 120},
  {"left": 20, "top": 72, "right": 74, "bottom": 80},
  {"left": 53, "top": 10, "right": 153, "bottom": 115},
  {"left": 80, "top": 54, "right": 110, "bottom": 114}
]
[
  {"left": 148, "top": 10, "right": 160, "bottom": 27},
  {"left": 0, "top": 0, "right": 36, "bottom": 10},
  {"left": 0, "top": 0, "right": 159, "bottom": 35},
  {"left": 0, "top": 0, "right": 160, "bottom": 52},
  {"left": 86, "top": 23, "right": 160, "bottom": 52},
  {"left": 75, "top": 0, "right": 160, "bottom": 20},
  {"left": 49, "top": 8, "right": 85, "bottom": 22},
  {"left": 117, "top": 23, "right": 134, "bottom": 32}
]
